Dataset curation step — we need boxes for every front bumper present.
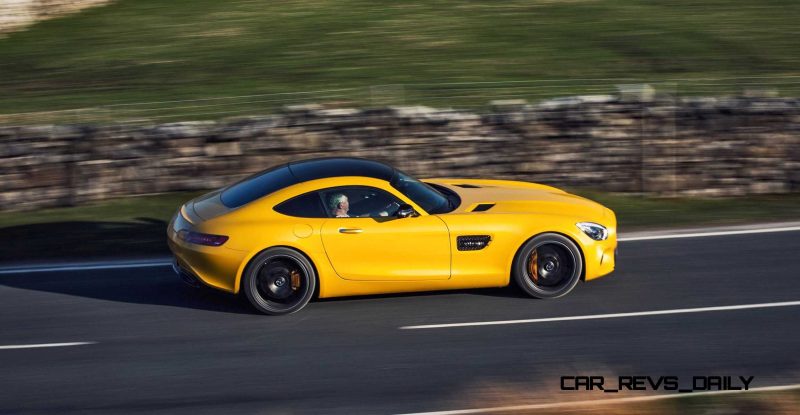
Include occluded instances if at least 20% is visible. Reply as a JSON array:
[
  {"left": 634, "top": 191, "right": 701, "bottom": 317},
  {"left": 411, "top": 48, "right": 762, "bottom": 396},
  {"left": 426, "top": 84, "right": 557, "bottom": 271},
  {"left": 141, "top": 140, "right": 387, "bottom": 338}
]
[{"left": 582, "top": 233, "right": 617, "bottom": 281}]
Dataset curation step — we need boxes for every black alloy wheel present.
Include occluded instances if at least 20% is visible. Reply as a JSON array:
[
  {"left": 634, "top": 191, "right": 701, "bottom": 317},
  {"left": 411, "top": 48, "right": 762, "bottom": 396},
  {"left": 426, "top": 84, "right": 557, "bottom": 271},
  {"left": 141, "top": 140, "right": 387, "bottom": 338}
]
[
  {"left": 513, "top": 233, "right": 583, "bottom": 299},
  {"left": 243, "top": 247, "right": 316, "bottom": 315}
]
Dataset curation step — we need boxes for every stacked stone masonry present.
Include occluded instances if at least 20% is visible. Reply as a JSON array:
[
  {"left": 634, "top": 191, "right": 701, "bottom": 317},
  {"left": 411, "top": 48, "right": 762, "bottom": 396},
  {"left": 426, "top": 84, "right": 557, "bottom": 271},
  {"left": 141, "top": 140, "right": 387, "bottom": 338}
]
[{"left": 1, "top": 95, "right": 798, "bottom": 211}]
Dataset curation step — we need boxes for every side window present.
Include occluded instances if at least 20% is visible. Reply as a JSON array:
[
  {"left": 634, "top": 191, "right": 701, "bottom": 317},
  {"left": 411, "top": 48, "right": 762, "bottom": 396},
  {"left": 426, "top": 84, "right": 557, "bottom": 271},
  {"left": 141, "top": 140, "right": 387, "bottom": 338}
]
[
  {"left": 274, "top": 192, "right": 328, "bottom": 218},
  {"left": 321, "top": 186, "right": 403, "bottom": 218}
]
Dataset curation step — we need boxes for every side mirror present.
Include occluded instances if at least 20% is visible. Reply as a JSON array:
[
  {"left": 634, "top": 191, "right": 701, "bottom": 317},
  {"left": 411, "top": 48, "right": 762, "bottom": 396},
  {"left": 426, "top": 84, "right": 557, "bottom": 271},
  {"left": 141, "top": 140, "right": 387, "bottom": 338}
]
[{"left": 396, "top": 204, "right": 417, "bottom": 218}]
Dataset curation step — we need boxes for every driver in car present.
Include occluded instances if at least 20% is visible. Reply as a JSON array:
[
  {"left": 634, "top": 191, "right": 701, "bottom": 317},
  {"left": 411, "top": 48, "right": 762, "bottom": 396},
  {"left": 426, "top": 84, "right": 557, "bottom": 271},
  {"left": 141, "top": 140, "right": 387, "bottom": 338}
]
[
  {"left": 329, "top": 193, "right": 391, "bottom": 218},
  {"left": 330, "top": 193, "right": 350, "bottom": 217}
]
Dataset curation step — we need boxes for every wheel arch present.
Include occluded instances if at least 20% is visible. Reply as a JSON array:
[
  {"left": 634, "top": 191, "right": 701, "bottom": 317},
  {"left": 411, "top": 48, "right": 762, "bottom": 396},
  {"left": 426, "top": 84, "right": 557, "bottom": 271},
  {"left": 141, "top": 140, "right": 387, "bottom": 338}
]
[
  {"left": 510, "top": 231, "right": 587, "bottom": 283},
  {"left": 235, "top": 244, "right": 321, "bottom": 296}
]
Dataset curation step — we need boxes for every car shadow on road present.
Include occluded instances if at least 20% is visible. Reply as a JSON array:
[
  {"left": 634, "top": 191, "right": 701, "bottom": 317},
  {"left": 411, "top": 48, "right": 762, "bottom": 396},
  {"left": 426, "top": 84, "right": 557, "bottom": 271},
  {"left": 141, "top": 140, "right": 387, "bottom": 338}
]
[
  {"left": 0, "top": 218, "right": 531, "bottom": 314},
  {"left": 0, "top": 219, "right": 260, "bottom": 314},
  {"left": 0, "top": 264, "right": 529, "bottom": 315},
  {"left": 0, "top": 265, "right": 531, "bottom": 315},
  {"left": 0, "top": 219, "right": 171, "bottom": 263},
  {"left": 314, "top": 284, "right": 532, "bottom": 305},
  {"left": 0, "top": 266, "right": 259, "bottom": 315}
]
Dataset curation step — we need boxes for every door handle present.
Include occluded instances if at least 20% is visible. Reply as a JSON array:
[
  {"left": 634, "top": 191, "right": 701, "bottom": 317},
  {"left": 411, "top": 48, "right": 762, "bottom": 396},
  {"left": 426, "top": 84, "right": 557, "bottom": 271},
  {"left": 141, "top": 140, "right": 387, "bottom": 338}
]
[{"left": 338, "top": 228, "right": 363, "bottom": 234}]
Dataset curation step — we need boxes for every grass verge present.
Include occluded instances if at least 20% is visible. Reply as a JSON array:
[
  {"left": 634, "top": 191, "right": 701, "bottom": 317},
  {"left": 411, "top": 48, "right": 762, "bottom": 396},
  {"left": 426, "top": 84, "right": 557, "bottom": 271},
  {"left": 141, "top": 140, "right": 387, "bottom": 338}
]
[{"left": 1, "top": 0, "right": 799, "bottom": 120}]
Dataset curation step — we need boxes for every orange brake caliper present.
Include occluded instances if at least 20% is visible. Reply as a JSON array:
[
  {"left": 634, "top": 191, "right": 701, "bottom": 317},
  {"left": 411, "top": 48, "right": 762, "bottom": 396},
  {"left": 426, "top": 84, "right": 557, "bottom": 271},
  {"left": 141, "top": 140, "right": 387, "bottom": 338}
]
[
  {"left": 529, "top": 249, "right": 538, "bottom": 283},
  {"left": 290, "top": 270, "right": 301, "bottom": 291}
]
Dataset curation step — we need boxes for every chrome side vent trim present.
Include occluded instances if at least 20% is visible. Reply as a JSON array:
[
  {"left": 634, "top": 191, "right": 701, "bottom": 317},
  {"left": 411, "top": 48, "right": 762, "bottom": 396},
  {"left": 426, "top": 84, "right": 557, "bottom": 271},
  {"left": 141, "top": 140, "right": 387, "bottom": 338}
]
[
  {"left": 457, "top": 235, "right": 491, "bottom": 251},
  {"left": 471, "top": 203, "right": 495, "bottom": 212}
]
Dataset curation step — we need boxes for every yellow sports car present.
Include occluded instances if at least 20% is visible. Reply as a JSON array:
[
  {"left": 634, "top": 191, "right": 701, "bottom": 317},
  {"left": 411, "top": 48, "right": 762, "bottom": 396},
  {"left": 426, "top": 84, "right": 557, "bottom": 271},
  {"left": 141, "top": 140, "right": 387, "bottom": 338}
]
[{"left": 168, "top": 157, "right": 617, "bottom": 315}]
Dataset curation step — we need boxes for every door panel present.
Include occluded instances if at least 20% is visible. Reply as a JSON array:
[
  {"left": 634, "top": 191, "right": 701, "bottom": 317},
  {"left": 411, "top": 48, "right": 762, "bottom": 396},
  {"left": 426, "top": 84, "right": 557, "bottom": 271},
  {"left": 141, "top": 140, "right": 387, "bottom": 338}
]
[{"left": 320, "top": 216, "right": 451, "bottom": 281}]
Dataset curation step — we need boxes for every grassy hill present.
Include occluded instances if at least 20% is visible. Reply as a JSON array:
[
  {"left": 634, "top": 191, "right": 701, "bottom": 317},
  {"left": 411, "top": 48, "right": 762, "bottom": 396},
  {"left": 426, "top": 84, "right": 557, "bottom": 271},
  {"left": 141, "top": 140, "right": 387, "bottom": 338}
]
[{"left": 1, "top": 0, "right": 799, "bottom": 120}]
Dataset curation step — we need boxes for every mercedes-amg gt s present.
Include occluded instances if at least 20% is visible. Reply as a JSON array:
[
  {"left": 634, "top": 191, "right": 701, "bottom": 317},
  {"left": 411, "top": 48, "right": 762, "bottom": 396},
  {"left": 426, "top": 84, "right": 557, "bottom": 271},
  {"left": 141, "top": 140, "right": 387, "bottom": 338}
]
[{"left": 168, "top": 157, "right": 617, "bottom": 315}]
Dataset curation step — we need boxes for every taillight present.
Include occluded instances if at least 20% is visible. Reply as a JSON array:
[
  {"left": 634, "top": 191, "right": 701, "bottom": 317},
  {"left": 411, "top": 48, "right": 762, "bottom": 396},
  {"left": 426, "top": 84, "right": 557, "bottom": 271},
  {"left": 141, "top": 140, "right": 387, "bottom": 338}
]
[{"left": 177, "top": 229, "right": 229, "bottom": 246}]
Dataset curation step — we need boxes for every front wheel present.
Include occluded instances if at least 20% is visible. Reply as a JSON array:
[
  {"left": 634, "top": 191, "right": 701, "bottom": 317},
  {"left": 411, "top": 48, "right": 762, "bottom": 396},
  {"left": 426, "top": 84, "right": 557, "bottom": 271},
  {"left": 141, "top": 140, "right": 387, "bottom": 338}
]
[
  {"left": 242, "top": 247, "right": 316, "bottom": 315},
  {"left": 513, "top": 233, "right": 583, "bottom": 299}
]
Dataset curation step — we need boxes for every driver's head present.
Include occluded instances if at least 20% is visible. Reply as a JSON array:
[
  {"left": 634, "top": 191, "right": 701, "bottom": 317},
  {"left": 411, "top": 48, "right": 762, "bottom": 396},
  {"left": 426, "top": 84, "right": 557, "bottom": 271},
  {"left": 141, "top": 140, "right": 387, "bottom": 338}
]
[{"left": 329, "top": 193, "right": 349, "bottom": 213}]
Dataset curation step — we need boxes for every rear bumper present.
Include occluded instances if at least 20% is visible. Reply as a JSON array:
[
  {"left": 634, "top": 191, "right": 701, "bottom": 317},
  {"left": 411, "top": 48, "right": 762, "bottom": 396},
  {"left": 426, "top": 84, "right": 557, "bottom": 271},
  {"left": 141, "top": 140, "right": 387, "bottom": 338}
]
[
  {"left": 172, "top": 258, "right": 201, "bottom": 288},
  {"left": 167, "top": 236, "right": 246, "bottom": 293},
  {"left": 167, "top": 210, "right": 248, "bottom": 293}
]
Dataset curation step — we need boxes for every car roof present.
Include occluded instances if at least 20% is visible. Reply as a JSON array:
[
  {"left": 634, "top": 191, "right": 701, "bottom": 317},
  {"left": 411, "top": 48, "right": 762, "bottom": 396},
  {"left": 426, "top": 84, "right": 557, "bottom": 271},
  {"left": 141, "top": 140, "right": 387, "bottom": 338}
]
[
  {"left": 219, "top": 157, "right": 396, "bottom": 209},
  {"left": 287, "top": 157, "right": 394, "bottom": 182}
]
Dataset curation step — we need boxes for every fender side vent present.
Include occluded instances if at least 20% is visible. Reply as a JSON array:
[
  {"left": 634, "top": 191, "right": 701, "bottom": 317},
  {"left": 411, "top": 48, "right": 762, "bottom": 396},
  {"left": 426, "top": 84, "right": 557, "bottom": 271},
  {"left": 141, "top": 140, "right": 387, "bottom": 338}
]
[
  {"left": 457, "top": 235, "right": 491, "bottom": 251},
  {"left": 454, "top": 183, "right": 482, "bottom": 188},
  {"left": 471, "top": 203, "right": 495, "bottom": 212}
]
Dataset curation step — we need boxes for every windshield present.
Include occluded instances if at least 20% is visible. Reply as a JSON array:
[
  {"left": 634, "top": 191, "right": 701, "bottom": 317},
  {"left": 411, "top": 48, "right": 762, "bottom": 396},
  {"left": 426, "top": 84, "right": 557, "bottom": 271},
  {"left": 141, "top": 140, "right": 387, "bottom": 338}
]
[{"left": 390, "top": 171, "right": 452, "bottom": 214}]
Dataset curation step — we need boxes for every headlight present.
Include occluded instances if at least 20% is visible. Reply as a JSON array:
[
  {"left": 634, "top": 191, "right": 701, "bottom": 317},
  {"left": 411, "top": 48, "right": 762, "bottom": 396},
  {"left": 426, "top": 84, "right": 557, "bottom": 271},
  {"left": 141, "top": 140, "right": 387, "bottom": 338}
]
[{"left": 576, "top": 222, "right": 608, "bottom": 241}]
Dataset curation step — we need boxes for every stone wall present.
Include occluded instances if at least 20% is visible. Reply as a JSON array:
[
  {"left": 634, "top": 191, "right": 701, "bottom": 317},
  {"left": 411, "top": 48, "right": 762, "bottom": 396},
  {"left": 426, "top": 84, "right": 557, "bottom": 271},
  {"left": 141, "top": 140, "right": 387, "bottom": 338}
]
[
  {"left": 1, "top": 95, "right": 799, "bottom": 211},
  {"left": 0, "top": 0, "right": 109, "bottom": 34}
]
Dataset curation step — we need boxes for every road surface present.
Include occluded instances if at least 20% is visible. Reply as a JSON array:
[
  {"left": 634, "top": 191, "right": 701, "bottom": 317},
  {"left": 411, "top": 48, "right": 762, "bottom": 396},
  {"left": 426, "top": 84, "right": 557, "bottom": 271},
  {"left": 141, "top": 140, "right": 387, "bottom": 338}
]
[{"left": 1, "top": 228, "right": 799, "bottom": 414}]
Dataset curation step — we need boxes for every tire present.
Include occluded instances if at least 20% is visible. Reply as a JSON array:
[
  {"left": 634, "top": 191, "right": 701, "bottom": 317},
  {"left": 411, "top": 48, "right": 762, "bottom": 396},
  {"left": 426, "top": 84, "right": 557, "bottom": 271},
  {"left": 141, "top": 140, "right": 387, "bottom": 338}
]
[
  {"left": 512, "top": 233, "right": 583, "bottom": 299},
  {"left": 242, "top": 247, "right": 317, "bottom": 315}
]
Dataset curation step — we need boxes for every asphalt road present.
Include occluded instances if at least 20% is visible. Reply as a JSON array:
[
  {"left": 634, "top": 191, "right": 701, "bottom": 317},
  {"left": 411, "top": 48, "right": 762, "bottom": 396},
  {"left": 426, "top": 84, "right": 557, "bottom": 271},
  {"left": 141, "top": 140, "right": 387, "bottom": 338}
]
[{"left": 1, "top": 230, "right": 799, "bottom": 414}]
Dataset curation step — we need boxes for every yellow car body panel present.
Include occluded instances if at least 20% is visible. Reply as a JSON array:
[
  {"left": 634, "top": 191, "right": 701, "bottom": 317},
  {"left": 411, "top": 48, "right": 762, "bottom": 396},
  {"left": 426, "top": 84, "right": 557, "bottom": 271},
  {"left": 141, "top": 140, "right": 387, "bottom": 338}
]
[{"left": 168, "top": 165, "right": 617, "bottom": 300}]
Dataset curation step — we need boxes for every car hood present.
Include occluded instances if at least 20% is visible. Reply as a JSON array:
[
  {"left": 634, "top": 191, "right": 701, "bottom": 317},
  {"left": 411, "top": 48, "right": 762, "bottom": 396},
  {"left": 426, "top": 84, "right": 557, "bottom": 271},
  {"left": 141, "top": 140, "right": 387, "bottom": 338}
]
[{"left": 424, "top": 178, "right": 611, "bottom": 222}]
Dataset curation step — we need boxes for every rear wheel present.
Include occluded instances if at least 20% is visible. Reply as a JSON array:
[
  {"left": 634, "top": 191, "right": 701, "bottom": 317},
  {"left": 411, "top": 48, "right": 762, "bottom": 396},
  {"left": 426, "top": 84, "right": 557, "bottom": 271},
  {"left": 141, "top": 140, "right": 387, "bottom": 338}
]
[
  {"left": 513, "top": 233, "right": 583, "bottom": 299},
  {"left": 243, "top": 247, "right": 316, "bottom": 315}
]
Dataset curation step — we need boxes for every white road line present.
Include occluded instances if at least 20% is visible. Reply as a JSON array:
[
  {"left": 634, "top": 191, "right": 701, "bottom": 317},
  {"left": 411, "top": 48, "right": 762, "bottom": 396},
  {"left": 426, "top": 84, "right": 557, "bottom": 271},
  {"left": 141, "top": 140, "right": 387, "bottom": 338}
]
[
  {"left": 618, "top": 225, "right": 800, "bottom": 242},
  {"left": 0, "top": 224, "right": 797, "bottom": 275},
  {"left": 393, "top": 383, "right": 800, "bottom": 415},
  {"left": 0, "top": 259, "right": 171, "bottom": 275},
  {"left": 400, "top": 300, "right": 800, "bottom": 330},
  {"left": 0, "top": 342, "right": 96, "bottom": 350}
]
